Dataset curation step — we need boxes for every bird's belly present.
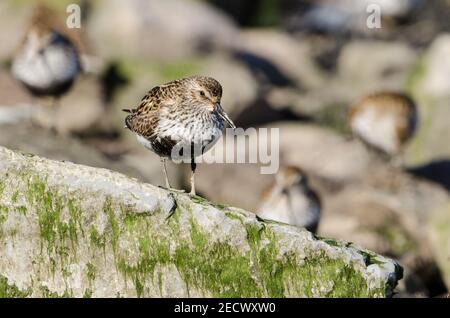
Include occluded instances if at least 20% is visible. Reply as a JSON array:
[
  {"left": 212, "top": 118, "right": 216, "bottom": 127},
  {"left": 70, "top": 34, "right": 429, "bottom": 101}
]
[
  {"left": 156, "top": 118, "right": 224, "bottom": 158},
  {"left": 12, "top": 46, "right": 79, "bottom": 92},
  {"left": 352, "top": 109, "right": 399, "bottom": 154}
]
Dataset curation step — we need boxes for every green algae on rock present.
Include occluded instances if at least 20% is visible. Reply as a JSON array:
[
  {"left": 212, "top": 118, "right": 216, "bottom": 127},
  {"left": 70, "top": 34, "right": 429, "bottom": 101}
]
[{"left": 0, "top": 146, "right": 402, "bottom": 297}]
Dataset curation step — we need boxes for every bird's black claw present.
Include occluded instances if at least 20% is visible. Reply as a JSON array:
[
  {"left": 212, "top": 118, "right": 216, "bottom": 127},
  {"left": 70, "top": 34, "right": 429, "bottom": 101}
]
[
  {"left": 256, "top": 215, "right": 265, "bottom": 223},
  {"left": 165, "top": 192, "right": 178, "bottom": 221}
]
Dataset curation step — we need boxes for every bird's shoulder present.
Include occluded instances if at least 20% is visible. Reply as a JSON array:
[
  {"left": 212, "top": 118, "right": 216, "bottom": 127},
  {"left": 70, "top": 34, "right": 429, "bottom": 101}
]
[
  {"left": 125, "top": 85, "right": 176, "bottom": 137},
  {"left": 134, "top": 84, "right": 179, "bottom": 115}
]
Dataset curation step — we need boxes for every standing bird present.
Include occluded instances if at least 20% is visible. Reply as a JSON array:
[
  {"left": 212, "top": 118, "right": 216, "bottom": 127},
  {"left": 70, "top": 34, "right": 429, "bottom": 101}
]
[
  {"left": 123, "top": 76, "right": 236, "bottom": 195},
  {"left": 257, "top": 166, "right": 321, "bottom": 233},
  {"left": 11, "top": 5, "right": 82, "bottom": 132},
  {"left": 349, "top": 92, "right": 418, "bottom": 160}
]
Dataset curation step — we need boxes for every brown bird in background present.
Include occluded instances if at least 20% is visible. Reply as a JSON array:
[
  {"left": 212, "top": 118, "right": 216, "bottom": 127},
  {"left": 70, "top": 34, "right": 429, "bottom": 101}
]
[
  {"left": 349, "top": 92, "right": 418, "bottom": 161},
  {"left": 257, "top": 166, "right": 321, "bottom": 233},
  {"left": 11, "top": 4, "right": 82, "bottom": 132},
  {"left": 124, "top": 76, "right": 236, "bottom": 195}
]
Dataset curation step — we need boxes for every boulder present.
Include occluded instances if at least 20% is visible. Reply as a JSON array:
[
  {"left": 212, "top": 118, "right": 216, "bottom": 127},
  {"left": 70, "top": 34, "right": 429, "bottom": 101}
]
[
  {"left": 0, "top": 2, "right": 28, "bottom": 63},
  {"left": 0, "top": 124, "right": 143, "bottom": 182},
  {"left": 420, "top": 34, "right": 450, "bottom": 99},
  {"left": 0, "top": 146, "right": 402, "bottom": 297},
  {"left": 338, "top": 40, "right": 417, "bottom": 97},
  {"left": 87, "top": 0, "right": 238, "bottom": 60}
]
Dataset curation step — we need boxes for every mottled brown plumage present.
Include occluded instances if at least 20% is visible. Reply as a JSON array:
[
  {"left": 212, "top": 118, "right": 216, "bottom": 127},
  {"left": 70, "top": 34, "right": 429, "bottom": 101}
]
[
  {"left": 349, "top": 92, "right": 418, "bottom": 157},
  {"left": 124, "top": 76, "right": 235, "bottom": 195}
]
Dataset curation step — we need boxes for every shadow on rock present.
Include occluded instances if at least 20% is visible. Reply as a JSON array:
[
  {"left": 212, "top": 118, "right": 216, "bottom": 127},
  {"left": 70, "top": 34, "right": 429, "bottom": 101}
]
[
  {"left": 408, "top": 159, "right": 450, "bottom": 191},
  {"left": 234, "top": 98, "right": 310, "bottom": 128},
  {"left": 233, "top": 50, "right": 297, "bottom": 88}
]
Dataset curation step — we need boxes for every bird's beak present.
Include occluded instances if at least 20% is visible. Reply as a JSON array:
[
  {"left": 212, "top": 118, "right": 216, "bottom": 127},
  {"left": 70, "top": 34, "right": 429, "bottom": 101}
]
[{"left": 215, "top": 103, "right": 236, "bottom": 129}]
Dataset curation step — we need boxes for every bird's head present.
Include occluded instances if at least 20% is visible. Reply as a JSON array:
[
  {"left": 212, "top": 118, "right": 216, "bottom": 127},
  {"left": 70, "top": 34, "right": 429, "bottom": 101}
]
[
  {"left": 23, "top": 4, "right": 60, "bottom": 54},
  {"left": 275, "top": 166, "right": 309, "bottom": 192},
  {"left": 186, "top": 76, "right": 236, "bottom": 129}
]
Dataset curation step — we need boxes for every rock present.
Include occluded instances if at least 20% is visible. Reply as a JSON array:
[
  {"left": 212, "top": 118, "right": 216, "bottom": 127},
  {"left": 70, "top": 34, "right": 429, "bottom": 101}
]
[
  {"left": 194, "top": 122, "right": 449, "bottom": 296},
  {"left": 319, "top": 173, "right": 449, "bottom": 296},
  {"left": 338, "top": 40, "right": 417, "bottom": 97},
  {"left": 0, "top": 146, "right": 402, "bottom": 297},
  {"left": 404, "top": 35, "right": 450, "bottom": 167},
  {"left": 0, "top": 2, "right": 28, "bottom": 63},
  {"left": 427, "top": 203, "right": 450, "bottom": 290},
  {"left": 87, "top": 0, "right": 238, "bottom": 60},
  {"left": 261, "top": 40, "right": 418, "bottom": 121},
  {"left": 288, "top": 0, "right": 424, "bottom": 35}
]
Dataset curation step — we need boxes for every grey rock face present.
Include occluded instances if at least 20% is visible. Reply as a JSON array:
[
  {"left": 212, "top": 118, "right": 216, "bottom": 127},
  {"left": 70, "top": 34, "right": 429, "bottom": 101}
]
[{"left": 0, "top": 146, "right": 402, "bottom": 297}]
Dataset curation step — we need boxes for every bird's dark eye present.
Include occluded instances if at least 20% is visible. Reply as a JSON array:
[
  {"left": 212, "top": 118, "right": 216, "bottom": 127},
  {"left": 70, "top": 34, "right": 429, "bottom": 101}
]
[{"left": 200, "top": 91, "right": 205, "bottom": 97}]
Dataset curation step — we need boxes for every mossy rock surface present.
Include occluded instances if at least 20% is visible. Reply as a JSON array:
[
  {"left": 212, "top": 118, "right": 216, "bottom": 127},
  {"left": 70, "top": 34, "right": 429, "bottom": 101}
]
[{"left": 0, "top": 146, "right": 402, "bottom": 297}]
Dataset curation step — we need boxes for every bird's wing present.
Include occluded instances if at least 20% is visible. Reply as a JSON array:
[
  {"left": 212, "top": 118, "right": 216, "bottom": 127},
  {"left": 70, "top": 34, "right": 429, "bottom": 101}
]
[
  {"left": 135, "top": 85, "right": 172, "bottom": 115},
  {"left": 126, "top": 111, "right": 159, "bottom": 139},
  {"left": 125, "top": 85, "right": 174, "bottom": 138}
]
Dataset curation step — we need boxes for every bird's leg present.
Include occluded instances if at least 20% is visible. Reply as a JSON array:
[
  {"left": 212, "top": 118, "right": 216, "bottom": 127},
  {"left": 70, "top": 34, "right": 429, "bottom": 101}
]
[
  {"left": 190, "top": 159, "right": 197, "bottom": 196},
  {"left": 161, "top": 157, "right": 171, "bottom": 189},
  {"left": 159, "top": 158, "right": 185, "bottom": 193}
]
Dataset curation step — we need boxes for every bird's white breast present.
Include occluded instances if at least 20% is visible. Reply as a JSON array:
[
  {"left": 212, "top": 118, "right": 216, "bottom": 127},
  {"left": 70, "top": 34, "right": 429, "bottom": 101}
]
[
  {"left": 351, "top": 107, "right": 399, "bottom": 154},
  {"left": 156, "top": 112, "right": 224, "bottom": 157}
]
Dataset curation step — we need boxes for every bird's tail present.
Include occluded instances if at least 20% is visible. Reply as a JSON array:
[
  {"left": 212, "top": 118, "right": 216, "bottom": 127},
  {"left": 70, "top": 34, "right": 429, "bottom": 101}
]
[{"left": 123, "top": 108, "right": 135, "bottom": 129}]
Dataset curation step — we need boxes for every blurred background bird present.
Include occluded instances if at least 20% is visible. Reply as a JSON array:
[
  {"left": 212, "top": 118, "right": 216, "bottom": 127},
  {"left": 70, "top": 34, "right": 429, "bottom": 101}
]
[
  {"left": 349, "top": 92, "right": 418, "bottom": 163},
  {"left": 11, "top": 4, "right": 82, "bottom": 133},
  {"left": 257, "top": 166, "right": 321, "bottom": 233}
]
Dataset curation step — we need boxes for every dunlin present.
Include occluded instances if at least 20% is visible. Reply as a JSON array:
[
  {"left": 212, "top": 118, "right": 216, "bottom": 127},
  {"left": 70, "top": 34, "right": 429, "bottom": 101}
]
[
  {"left": 257, "top": 166, "right": 321, "bottom": 233},
  {"left": 11, "top": 5, "right": 82, "bottom": 132},
  {"left": 124, "top": 76, "right": 235, "bottom": 195},
  {"left": 349, "top": 92, "right": 418, "bottom": 159}
]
